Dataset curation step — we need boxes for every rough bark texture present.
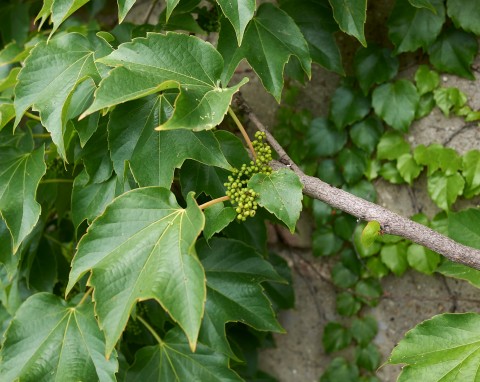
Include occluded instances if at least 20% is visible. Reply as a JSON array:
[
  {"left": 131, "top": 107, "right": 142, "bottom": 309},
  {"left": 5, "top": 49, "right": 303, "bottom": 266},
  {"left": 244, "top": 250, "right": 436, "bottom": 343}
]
[{"left": 235, "top": 96, "right": 480, "bottom": 270}]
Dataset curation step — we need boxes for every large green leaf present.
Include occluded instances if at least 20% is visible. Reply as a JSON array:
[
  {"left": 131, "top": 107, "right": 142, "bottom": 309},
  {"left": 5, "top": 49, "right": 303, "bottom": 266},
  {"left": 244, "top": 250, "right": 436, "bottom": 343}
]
[
  {"left": 0, "top": 293, "right": 118, "bottom": 381},
  {"left": 428, "top": 27, "right": 478, "bottom": 79},
  {"left": 354, "top": 45, "right": 399, "bottom": 93},
  {"left": 248, "top": 168, "right": 303, "bottom": 232},
  {"left": 448, "top": 208, "right": 480, "bottom": 249},
  {"left": 387, "top": 0, "right": 445, "bottom": 53},
  {"left": 0, "top": 145, "right": 46, "bottom": 253},
  {"left": 447, "top": 0, "right": 480, "bottom": 35},
  {"left": 84, "top": 32, "right": 247, "bottom": 131},
  {"left": 413, "top": 144, "right": 462, "bottom": 176},
  {"left": 216, "top": 0, "right": 255, "bottom": 45},
  {"left": 328, "top": 0, "right": 367, "bottom": 46},
  {"left": 197, "top": 238, "right": 284, "bottom": 357},
  {"left": 126, "top": 329, "right": 242, "bottom": 381},
  {"left": 306, "top": 117, "right": 347, "bottom": 157},
  {"left": 329, "top": 85, "right": 371, "bottom": 130},
  {"left": 14, "top": 33, "right": 110, "bottom": 159},
  {"left": 67, "top": 188, "right": 206, "bottom": 356},
  {"left": 218, "top": 3, "right": 311, "bottom": 102},
  {"left": 42, "top": 0, "right": 91, "bottom": 35},
  {"left": 437, "top": 260, "right": 480, "bottom": 289},
  {"left": 108, "top": 95, "right": 232, "bottom": 188},
  {"left": 372, "top": 80, "right": 419, "bottom": 132},
  {"left": 389, "top": 313, "right": 480, "bottom": 381},
  {"left": 280, "top": 0, "right": 343, "bottom": 74}
]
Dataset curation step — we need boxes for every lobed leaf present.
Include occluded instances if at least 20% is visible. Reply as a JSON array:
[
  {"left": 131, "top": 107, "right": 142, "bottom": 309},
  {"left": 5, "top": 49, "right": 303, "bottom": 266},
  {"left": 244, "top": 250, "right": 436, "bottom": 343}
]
[
  {"left": 328, "top": 0, "right": 367, "bottom": 46},
  {"left": 216, "top": 0, "right": 255, "bottom": 45},
  {"left": 0, "top": 293, "right": 118, "bottom": 382},
  {"left": 446, "top": 0, "right": 480, "bottom": 36},
  {"left": 67, "top": 188, "right": 206, "bottom": 356}
]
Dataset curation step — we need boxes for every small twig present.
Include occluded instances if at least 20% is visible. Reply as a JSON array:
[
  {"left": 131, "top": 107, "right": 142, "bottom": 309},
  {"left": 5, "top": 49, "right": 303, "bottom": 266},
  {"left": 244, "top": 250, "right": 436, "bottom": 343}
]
[
  {"left": 238, "top": 97, "right": 480, "bottom": 271},
  {"left": 137, "top": 315, "right": 164, "bottom": 345},
  {"left": 25, "top": 111, "right": 41, "bottom": 121},
  {"left": 40, "top": 178, "right": 74, "bottom": 184},
  {"left": 198, "top": 195, "right": 230, "bottom": 210},
  {"left": 77, "top": 288, "right": 93, "bottom": 306},
  {"left": 228, "top": 107, "right": 257, "bottom": 160}
]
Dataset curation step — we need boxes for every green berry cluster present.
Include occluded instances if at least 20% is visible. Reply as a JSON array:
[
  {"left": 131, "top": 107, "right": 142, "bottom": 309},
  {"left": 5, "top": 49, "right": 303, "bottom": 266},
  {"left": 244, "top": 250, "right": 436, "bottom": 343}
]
[{"left": 224, "top": 131, "right": 273, "bottom": 221}]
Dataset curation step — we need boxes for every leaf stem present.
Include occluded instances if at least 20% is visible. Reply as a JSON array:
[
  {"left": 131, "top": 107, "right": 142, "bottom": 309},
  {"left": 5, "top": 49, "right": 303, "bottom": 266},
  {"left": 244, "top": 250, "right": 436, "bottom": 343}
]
[
  {"left": 25, "top": 111, "right": 41, "bottom": 121},
  {"left": 40, "top": 178, "right": 74, "bottom": 184},
  {"left": 198, "top": 195, "right": 230, "bottom": 210},
  {"left": 78, "top": 288, "right": 93, "bottom": 306},
  {"left": 228, "top": 107, "right": 257, "bottom": 160},
  {"left": 33, "top": 133, "right": 51, "bottom": 138},
  {"left": 137, "top": 315, "right": 164, "bottom": 345}
]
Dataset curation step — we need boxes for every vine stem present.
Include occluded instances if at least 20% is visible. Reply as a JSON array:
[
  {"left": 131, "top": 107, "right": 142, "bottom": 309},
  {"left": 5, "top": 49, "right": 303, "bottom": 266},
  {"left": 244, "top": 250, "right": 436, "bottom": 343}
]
[
  {"left": 198, "top": 195, "right": 230, "bottom": 210},
  {"left": 25, "top": 111, "right": 41, "bottom": 121},
  {"left": 33, "top": 133, "right": 51, "bottom": 138},
  {"left": 228, "top": 107, "right": 257, "bottom": 160},
  {"left": 77, "top": 288, "right": 93, "bottom": 306},
  {"left": 40, "top": 178, "right": 74, "bottom": 184},
  {"left": 234, "top": 95, "right": 480, "bottom": 271},
  {"left": 137, "top": 315, "right": 164, "bottom": 345}
]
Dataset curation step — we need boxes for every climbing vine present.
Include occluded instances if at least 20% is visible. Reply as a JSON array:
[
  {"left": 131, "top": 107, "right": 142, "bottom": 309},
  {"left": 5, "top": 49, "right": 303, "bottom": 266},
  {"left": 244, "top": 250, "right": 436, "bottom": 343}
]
[{"left": 0, "top": 0, "right": 479, "bottom": 381}]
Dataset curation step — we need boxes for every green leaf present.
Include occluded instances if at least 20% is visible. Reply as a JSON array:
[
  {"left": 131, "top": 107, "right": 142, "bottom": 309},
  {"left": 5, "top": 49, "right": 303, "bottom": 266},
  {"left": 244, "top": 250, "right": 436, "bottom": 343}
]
[
  {"left": 328, "top": 0, "right": 367, "bottom": 46},
  {"left": 317, "top": 159, "right": 344, "bottom": 187},
  {"left": 85, "top": 33, "right": 247, "bottom": 131},
  {"left": 387, "top": 0, "right": 445, "bottom": 53},
  {"left": 367, "top": 256, "right": 390, "bottom": 278},
  {"left": 408, "top": 0, "right": 437, "bottom": 12},
  {"left": 389, "top": 313, "right": 480, "bottom": 381},
  {"left": 407, "top": 243, "right": 441, "bottom": 274},
  {"left": 337, "top": 148, "right": 367, "bottom": 185},
  {"left": 0, "top": 145, "right": 46, "bottom": 253},
  {"left": 354, "top": 224, "right": 382, "bottom": 257},
  {"left": 126, "top": 329, "right": 242, "bottom": 381},
  {"left": 349, "top": 117, "right": 384, "bottom": 155},
  {"left": 312, "top": 200, "right": 333, "bottom": 226},
  {"left": 427, "top": 171, "right": 464, "bottom": 210},
  {"left": 329, "top": 85, "right": 371, "bottom": 130},
  {"left": 197, "top": 238, "right": 284, "bottom": 357},
  {"left": 380, "top": 161, "right": 405, "bottom": 184},
  {"left": 263, "top": 253, "right": 295, "bottom": 311},
  {"left": 108, "top": 95, "right": 232, "bottom": 188},
  {"left": 166, "top": 0, "right": 181, "bottom": 20},
  {"left": 397, "top": 153, "right": 423, "bottom": 185},
  {"left": 372, "top": 80, "right": 420, "bottom": 132},
  {"left": 218, "top": 3, "right": 311, "bottom": 102},
  {"left": 67, "top": 188, "right": 206, "bottom": 356},
  {"left": 281, "top": 0, "right": 343, "bottom": 74},
  {"left": 48, "top": 0, "right": 91, "bottom": 35},
  {"left": 437, "top": 260, "right": 480, "bottom": 289},
  {"left": 428, "top": 28, "right": 478, "bottom": 79},
  {"left": 216, "top": 0, "right": 255, "bottom": 45},
  {"left": 361, "top": 221, "right": 381, "bottom": 247},
  {"left": 354, "top": 278, "right": 382, "bottom": 306},
  {"left": 306, "top": 117, "right": 347, "bottom": 157},
  {"left": 413, "top": 144, "right": 462, "bottom": 176},
  {"left": 414, "top": 65, "right": 440, "bottom": 95},
  {"left": 380, "top": 242, "right": 409, "bottom": 276},
  {"left": 416, "top": 93, "right": 436, "bottom": 119},
  {"left": 323, "top": 322, "right": 352, "bottom": 353},
  {"left": 320, "top": 357, "right": 359, "bottom": 382},
  {"left": 333, "top": 214, "right": 357, "bottom": 241},
  {"left": 433, "top": 87, "right": 467, "bottom": 116},
  {"left": 0, "top": 218, "right": 16, "bottom": 278},
  {"left": 331, "top": 263, "right": 359, "bottom": 289},
  {"left": 448, "top": 208, "right": 480, "bottom": 249},
  {"left": 71, "top": 170, "right": 119, "bottom": 230},
  {"left": 447, "top": 0, "right": 480, "bottom": 36},
  {"left": 342, "top": 179, "right": 376, "bottom": 202},
  {"left": 248, "top": 168, "right": 303, "bottom": 232},
  {"left": 336, "top": 292, "right": 361, "bottom": 317},
  {"left": 14, "top": 33, "right": 110, "bottom": 159},
  {"left": 0, "top": 293, "right": 118, "bottom": 381},
  {"left": 377, "top": 132, "right": 410, "bottom": 161},
  {"left": 351, "top": 316, "right": 378, "bottom": 347},
  {"left": 117, "top": 0, "right": 136, "bottom": 22},
  {"left": 203, "top": 203, "right": 237, "bottom": 241},
  {"left": 355, "top": 343, "right": 381, "bottom": 371},
  {"left": 354, "top": 45, "right": 399, "bottom": 93},
  {"left": 313, "top": 226, "right": 343, "bottom": 256}
]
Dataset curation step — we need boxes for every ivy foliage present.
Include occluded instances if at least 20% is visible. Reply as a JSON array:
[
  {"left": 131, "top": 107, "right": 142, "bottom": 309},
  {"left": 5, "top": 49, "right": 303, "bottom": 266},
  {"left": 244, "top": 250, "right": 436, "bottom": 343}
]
[{"left": 0, "top": 0, "right": 479, "bottom": 381}]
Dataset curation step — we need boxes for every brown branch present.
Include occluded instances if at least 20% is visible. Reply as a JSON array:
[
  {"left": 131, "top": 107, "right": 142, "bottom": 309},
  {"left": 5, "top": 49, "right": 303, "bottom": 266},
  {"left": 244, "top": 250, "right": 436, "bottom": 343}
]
[{"left": 234, "top": 95, "right": 480, "bottom": 271}]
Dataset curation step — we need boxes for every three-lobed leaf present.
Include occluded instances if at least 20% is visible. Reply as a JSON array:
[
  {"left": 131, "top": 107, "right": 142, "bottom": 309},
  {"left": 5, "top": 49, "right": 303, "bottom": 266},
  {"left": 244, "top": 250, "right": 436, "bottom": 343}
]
[
  {"left": 67, "top": 187, "right": 205, "bottom": 356},
  {"left": 85, "top": 32, "right": 248, "bottom": 130},
  {"left": 0, "top": 293, "right": 118, "bottom": 381}
]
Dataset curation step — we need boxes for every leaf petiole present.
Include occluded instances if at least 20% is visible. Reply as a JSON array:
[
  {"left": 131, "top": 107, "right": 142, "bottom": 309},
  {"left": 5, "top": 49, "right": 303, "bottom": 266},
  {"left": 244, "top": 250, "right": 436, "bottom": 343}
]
[
  {"left": 25, "top": 111, "right": 41, "bottom": 121},
  {"left": 228, "top": 107, "right": 257, "bottom": 160},
  {"left": 137, "top": 315, "right": 164, "bottom": 345},
  {"left": 77, "top": 288, "right": 93, "bottom": 306},
  {"left": 198, "top": 195, "right": 230, "bottom": 210}
]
